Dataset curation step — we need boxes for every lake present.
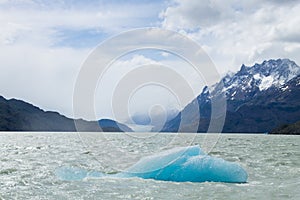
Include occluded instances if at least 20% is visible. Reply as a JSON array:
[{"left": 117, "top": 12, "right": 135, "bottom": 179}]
[{"left": 0, "top": 133, "right": 299, "bottom": 199}]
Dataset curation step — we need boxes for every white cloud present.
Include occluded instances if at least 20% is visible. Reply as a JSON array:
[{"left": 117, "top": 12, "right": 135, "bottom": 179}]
[
  {"left": 0, "top": 1, "right": 162, "bottom": 44},
  {"left": 0, "top": 1, "right": 164, "bottom": 118},
  {"left": 161, "top": 0, "right": 300, "bottom": 74}
]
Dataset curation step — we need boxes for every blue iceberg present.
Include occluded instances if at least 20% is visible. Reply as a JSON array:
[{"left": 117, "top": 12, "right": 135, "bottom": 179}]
[{"left": 56, "top": 146, "right": 248, "bottom": 183}]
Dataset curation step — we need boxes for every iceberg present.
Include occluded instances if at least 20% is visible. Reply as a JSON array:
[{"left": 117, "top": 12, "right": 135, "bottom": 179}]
[{"left": 56, "top": 146, "right": 248, "bottom": 183}]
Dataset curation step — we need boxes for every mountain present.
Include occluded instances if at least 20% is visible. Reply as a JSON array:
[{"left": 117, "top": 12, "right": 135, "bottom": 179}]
[
  {"left": 98, "top": 119, "right": 132, "bottom": 132},
  {"left": 269, "top": 120, "right": 300, "bottom": 135},
  {"left": 0, "top": 96, "right": 132, "bottom": 132},
  {"left": 160, "top": 59, "right": 300, "bottom": 133},
  {"left": 223, "top": 73, "right": 300, "bottom": 132}
]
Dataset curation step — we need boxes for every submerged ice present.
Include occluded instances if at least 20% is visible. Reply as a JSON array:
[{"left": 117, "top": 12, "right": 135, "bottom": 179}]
[{"left": 56, "top": 146, "right": 248, "bottom": 183}]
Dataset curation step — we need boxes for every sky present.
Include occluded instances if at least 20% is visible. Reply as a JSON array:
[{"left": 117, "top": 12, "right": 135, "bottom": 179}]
[{"left": 0, "top": 0, "right": 300, "bottom": 122}]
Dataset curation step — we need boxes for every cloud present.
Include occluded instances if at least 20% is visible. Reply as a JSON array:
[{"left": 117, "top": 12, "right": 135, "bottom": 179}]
[
  {"left": 161, "top": 0, "right": 236, "bottom": 29},
  {"left": 161, "top": 0, "right": 300, "bottom": 74},
  {"left": 94, "top": 52, "right": 205, "bottom": 122},
  {"left": 0, "top": 43, "right": 89, "bottom": 115},
  {"left": 0, "top": 0, "right": 164, "bottom": 118},
  {"left": 1, "top": 0, "right": 299, "bottom": 121},
  {"left": 0, "top": 0, "right": 163, "bottom": 47}
]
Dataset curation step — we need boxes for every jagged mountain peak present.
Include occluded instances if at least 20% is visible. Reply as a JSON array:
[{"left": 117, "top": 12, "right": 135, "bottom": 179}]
[
  {"left": 213, "top": 58, "right": 300, "bottom": 101},
  {"left": 248, "top": 58, "right": 298, "bottom": 78}
]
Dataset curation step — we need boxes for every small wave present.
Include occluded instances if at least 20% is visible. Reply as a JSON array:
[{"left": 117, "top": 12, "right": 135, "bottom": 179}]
[{"left": 0, "top": 168, "right": 17, "bottom": 175}]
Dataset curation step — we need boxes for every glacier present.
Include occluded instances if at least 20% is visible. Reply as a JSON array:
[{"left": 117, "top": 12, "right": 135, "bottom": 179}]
[{"left": 56, "top": 146, "right": 248, "bottom": 183}]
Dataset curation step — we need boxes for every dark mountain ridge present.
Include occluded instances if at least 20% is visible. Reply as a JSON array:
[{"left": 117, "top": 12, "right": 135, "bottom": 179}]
[{"left": 0, "top": 96, "right": 132, "bottom": 132}]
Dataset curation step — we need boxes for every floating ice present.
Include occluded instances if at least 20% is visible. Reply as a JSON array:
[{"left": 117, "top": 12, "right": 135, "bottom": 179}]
[
  {"left": 56, "top": 146, "right": 248, "bottom": 183},
  {"left": 55, "top": 166, "right": 104, "bottom": 181}
]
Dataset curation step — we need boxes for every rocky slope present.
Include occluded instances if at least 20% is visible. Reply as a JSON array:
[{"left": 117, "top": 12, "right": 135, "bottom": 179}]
[
  {"left": 269, "top": 121, "right": 300, "bottom": 135},
  {"left": 160, "top": 59, "right": 300, "bottom": 133}
]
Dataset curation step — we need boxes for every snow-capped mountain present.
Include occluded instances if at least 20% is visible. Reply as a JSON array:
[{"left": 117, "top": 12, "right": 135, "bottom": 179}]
[
  {"left": 209, "top": 58, "right": 300, "bottom": 112},
  {"left": 215, "top": 58, "right": 300, "bottom": 103},
  {"left": 160, "top": 59, "right": 300, "bottom": 133}
]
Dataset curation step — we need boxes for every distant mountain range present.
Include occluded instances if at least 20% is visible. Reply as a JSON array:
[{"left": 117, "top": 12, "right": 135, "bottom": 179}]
[
  {"left": 160, "top": 59, "right": 300, "bottom": 133},
  {"left": 1, "top": 58, "right": 299, "bottom": 133},
  {"left": 0, "top": 96, "right": 132, "bottom": 132}
]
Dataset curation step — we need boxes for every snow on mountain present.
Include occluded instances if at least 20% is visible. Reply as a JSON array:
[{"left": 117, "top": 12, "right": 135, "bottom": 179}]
[{"left": 212, "top": 58, "right": 300, "bottom": 102}]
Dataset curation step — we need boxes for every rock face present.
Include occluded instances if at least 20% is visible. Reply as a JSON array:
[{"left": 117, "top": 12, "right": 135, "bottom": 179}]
[
  {"left": 0, "top": 96, "right": 132, "bottom": 132},
  {"left": 270, "top": 121, "right": 300, "bottom": 135},
  {"left": 160, "top": 59, "right": 300, "bottom": 133}
]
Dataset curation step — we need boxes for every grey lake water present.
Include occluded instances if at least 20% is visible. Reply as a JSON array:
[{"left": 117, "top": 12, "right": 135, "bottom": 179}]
[{"left": 0, "top": 132, "right": 299, "bottom": 200}]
